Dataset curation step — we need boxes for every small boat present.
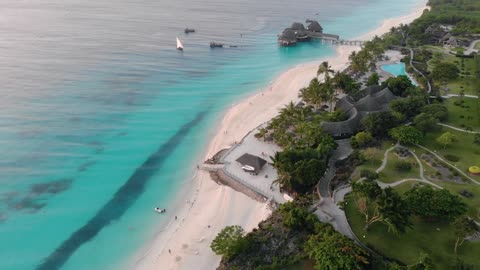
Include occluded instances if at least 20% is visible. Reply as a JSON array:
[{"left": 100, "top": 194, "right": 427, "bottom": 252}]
[
  {"left": 184, "top": 28, "right": 195, "bottom": 34},
  {"left": 176, "top": 37, "right": 184, "bottom": 51},
  {"left": 154, "top": 207, "right": 166, "bottom": 213},
  {"left": 210, "top": 42, "right": 224, "bottom": 48}
]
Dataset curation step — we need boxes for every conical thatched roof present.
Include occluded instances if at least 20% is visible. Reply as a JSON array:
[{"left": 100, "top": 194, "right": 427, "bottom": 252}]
[
  {"left": 355, "top": 88, "right": 397, "bottom": 112},
  {"left": 279, "top": 28, "right": 297, "bottom": 42},
  {"left": 291, "top": 22, "right": 305, "bottom": 30},
  {"left": 307, "top": 21, "right": 323, "bottom": 32}
]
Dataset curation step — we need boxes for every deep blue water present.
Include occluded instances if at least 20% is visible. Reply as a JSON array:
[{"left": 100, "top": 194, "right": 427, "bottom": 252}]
[{"left": 0, "top": 0, "right": 424, "bottom": 269}]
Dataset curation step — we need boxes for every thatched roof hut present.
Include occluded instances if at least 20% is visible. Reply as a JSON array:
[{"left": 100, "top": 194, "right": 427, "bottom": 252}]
[
  {"left": 307, "top": 21, "right": 323, "bottom": 33},
  {"left": 355, "top": 88, "right": 397, "bottom": 112},
  {"left": 290, "top": 22, "right": 305, "bottom": 30},
  {"left": 236, "top": 153, "right": 267, "bottom": 173},
  {"left": 278, "top": 28, "right": 297, "bottom": 46}
]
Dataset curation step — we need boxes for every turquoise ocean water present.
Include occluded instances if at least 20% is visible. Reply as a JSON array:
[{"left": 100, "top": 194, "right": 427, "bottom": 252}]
[{"left": 0, "top": 0, "right": 423, "bottom": 269}]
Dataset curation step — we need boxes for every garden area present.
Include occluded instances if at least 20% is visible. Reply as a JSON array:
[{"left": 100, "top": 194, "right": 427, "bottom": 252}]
[
  {"left": 443, "top": 97, "right": 480, "bottom": 131},
  {"left": 415, "top": 128, "right": 480, "bottom": 183},
  {"left": 345, "top": 195, "right": 480, "bottom": 269},
  {"left": 424, "top": 46, "right": 480, "bottom": 96}
]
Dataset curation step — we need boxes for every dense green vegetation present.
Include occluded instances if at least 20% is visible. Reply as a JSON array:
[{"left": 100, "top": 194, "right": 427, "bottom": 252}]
[{"left": 216, "top": 200, "right": 373, "bottom": 270}]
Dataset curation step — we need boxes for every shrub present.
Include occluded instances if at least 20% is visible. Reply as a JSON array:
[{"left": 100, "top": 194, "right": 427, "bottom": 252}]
[
  {"left": 394, "top": 161, "right": 412, "bottom": 171},
  {"left": 360, "top": 169, "right": 379, "bottom": 181},
  {"left": 445, "top": 154, "right": 460, "bottom": 162}
]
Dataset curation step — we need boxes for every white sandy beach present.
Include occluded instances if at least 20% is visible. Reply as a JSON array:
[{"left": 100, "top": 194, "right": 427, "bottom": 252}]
[{"left": 133, "top": 1, "right": 428, "bottom": 269}]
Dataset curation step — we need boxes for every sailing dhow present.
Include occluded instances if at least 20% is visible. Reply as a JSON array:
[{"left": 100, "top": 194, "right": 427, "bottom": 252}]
[{"left": 176, "top": 37, "right": 184, "bottom": 51}]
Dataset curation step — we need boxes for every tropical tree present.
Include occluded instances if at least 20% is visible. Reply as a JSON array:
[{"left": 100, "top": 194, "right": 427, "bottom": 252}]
[
  {"left": 211, "top": 225, "right": 248, "bottom": 260},
  {"left": 351, "top": 131, "right": 373, "bottom": 148},
  {"left": 361, "top": 111, "right": 400, "bottom": 137},
  {"left": 366, "top": 72, "right": 380, "bottom": 86},
  {"left": 351, "top": 182, "right": 411, "bottom": 233},
  {"left": 389, "top": 126, "right": 424, "bottom": 145},
  {"left": 453, "top": 216, "right": 478, "bottom": 254},
  {"left": 432, "top": 62, "right": 460, "bottom": 84},
  {"left": 413, "top": 113, "right": 439, "bottom": 134},
  {"left": 405, "top": 186, "right": 467, "bottom": 221},
  {"left": 390, "top": 96, "right": 427, "bottom": 119},
  {"left": 317, "top": 61, "right": 334, "bottom": 81},
  {"left": 382, "top": 75, "right": 415, "bottom": 96},
  {"left": 420, "top": 104, "right": 448, "bottom": 121},
  {"left": 407, "top": 253, "right": 436, "bottom": 270},
  {"left": 436, "top": 132, "right": 457, "bottom": 148},
  {"left": 332, "top": 71, "right": 360, "bottom": 95},
  {"left": 305, "top": 228, "right": 370, "bottom": 270}
]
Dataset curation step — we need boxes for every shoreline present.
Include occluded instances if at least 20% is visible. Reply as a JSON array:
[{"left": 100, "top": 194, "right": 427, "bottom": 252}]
[{"left": 132, "top": 1, "right": 428, "bottom": 269}]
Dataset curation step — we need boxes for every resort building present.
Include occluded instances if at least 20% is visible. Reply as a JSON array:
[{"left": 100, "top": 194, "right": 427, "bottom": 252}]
[
  {"left": 278, "top": 20, "right": 339, "bottom": 46},
  {"left": 236, "top": 153, "right": 267, "bottom": 174},
  {"left": 321, "top": 86, "right": 399, "bottom": 138}
]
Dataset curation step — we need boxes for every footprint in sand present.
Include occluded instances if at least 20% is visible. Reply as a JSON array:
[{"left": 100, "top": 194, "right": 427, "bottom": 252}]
[
  {"left": 175, "top": 256, "right": 182, "bottom": 262},
  {"left": 182, "top": 244, "right": 189, "bottom": 249}
]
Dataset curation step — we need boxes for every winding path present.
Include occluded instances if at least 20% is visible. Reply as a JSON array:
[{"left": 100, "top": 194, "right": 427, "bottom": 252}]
[
  {"left": 437, "top": 123, "right": 480, "bottom": 134},
  {"left": 415, "top": 144, "right": 480, "bottom": 185},
  {"left": 409, "top": 48, "right": 432, "bottom": 94}
]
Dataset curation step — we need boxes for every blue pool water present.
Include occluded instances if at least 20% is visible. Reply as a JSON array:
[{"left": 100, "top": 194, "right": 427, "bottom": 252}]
[
  {"left": 0, "top": 0, "right": 424, "bottom": 269},
  {"left": 381, "top": 62, "right": 418, "bottom": 85}
]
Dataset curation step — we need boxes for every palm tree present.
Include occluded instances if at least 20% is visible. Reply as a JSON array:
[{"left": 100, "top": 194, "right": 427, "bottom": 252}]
[{"left": 317, "top": 61, "right": 334, "bottom": 81}]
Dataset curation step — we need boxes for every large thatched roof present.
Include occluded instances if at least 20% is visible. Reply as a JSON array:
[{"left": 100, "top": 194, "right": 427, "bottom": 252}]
[
  {"left": 279, "top": 28, "right": 297, "bottom": 42},
  {"left": 307, "top": 21, "right": 323, "bottom": 32},
  {"left": 321, "top": 107, "right": 361, "bottom": 137},
  {"left": 291, "top": 22, "right": 305, "bottom": 30},
  {"left": 355, "top": 88, "right": 397, "bottom": 112},
  {"left": 236, "top": 153, "right": 267, "bottom": 173}
]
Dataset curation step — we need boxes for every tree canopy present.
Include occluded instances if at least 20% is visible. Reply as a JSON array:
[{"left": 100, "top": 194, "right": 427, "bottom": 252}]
[
  {"left": 211, "top": 225, "right": 248, "bottom": 260},
  {"left": 382, "top": 75, "right": 416, "bottom": 97},
  {"left": 413, "top": 113, "right": 440, "bottom": 134},
  {"left": 272, "top": 146, "right": 334, "bottom": 194},
  {"left": 436, "top": 132, "right": 457, "bottom": 148},
  {"left": 405, "top": 186, "right": 467, "bottom": 221},
  {"left": 361, "top": 112, "right": 400, "bottom": 137},
  {"left": 389, "top": 126, "right": 424, "bottom": 145},
  {"left": 432, "top": 62, "right": 460, "bottom": 83},
  {"left": 453, "top": 216, "right": 478, "bottom": 254},
  {"left": 352, "top": 182, "right": 411, "bottom": 234},
  {"left": 305, "top": 227, "right": 370, "bottom": 270}
]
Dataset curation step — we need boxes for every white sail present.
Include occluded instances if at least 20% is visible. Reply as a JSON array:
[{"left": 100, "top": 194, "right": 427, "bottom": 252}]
[{"left": 176, "top": 37, "right": 183, "bottom": 50}]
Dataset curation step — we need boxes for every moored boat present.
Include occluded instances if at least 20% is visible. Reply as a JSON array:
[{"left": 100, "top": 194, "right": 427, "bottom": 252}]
[{"left": 210, "top": 42, "right": 224, "bottom": 48}]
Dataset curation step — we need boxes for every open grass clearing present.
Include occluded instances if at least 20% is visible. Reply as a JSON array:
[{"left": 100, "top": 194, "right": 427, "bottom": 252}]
[
  {"left": 345, "top": 195, "right": 480, "bottom": 269},
  {"left": 444, "top": 97, "right": 480, "bottom": 131}
]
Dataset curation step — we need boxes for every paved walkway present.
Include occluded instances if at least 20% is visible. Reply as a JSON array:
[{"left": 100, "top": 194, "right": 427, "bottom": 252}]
[
  {"left": 318, "top": 139, "right": 353, "bottom": 197},
  {"left": 409, "top": 48, "right": 432, "bottom": 94},
  {"left": 415, "top": 144, "right": 480, "bottom": 185},
  {"left": 465, "top": 39, "right": 480, "bottom": 55},
  {"left": 437, "top": 123, "right": 480, "bottom": 134}
]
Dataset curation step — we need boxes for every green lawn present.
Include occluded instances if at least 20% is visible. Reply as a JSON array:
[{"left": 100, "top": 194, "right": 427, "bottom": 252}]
[
  {"left": 426, "top": 48, "right": 480, "bottom": 95},
  {"left": 345, "top": 196, "right": 480, "bottom": 269},
  {"left": 444, "top": 97, "right": 480, "bottom": 131},
  {"left": 417, "top": 128, "right": 480, "bottom": 180},
  {"left": 475, "top": 42, "right": 480, "bottom": 50},
  {"left": 377, "top": 152, "right": 420, "bottom": 183},
  {"left": 352, "top": 141, "right": 396, "bottom": 180}
]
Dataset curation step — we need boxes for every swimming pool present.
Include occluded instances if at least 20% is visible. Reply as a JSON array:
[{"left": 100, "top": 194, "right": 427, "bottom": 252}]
[{"left": 381, "top": 62, "right": 418, "bottom": 86}]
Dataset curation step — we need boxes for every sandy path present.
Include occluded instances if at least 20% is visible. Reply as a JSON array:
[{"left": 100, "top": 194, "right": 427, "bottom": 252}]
[{"left": 133, "top": 1, "right": 428, "bottom": 269}]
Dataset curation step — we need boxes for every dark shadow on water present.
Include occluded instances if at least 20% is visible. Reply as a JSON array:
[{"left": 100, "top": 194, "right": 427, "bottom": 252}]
[{"left": 35, "top": 109, "right": 209, "bottom": 270}]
